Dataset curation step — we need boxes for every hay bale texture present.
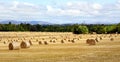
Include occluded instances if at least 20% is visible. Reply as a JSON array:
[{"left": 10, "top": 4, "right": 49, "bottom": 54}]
[
  {"left": 20, "top": 41, "right": 30, "bottom": 48},
  {"left": 86, "top": 39, "right": 96, "bottom": 45},
  {"left": 39, "top": 41, "right": 42, "bottom": 45},
  {"left": 9, "top": 42, "right": 20, "bottom": 50}
]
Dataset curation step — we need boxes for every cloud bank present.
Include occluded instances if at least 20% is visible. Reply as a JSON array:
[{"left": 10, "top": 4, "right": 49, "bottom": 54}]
[{"left": 0, "top": 0, "right": 120, "bottom": 24}]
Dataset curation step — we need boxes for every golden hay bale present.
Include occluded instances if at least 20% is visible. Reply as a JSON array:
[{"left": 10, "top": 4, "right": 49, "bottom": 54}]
[
  {"left": 49, "top": 40, "right": 56, "bottom": 43},
  {"left": 39, "top": 41, "right": 42, "bottom": 45},
  {"left": 44, "top": 41, "right": 48, "bottom": 45},
  {"left": 61, "top": 40, "right": 64, "bottom": 43},
  {"left": 68, "top": 39, "right": 71, "bottom": 42},
  {"left": 53, "top": 40, "right": 56, "bottom": 43},
  {"left": 86, "top": 39, "right": 90, "bottom": 44},
  {"left": 110, "top": 38, "right": 114, "bottom": 41},
  {"left": 86, "top": 39, "right": 96, "bottom": 45},
  {"left": 4, "top": 41, "right": 7, "bottom": 44},
  {"left": 50, "top": 40, "right": 53, "bottom": 42},
  {"left": 71, "top": 39, "right": 76, "bottom": 43},
  {"left": 9, "top": 42, "right": 20, "bottom": 50},
  {"left": 20, "top": 41, "right": 30, "bottom": 48}
]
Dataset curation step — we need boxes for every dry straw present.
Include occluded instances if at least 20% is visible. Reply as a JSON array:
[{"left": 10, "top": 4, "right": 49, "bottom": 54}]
[
  {"left": 86, "top": 39, "right": 96, "bottom": 45},
  {"left": 20, "top": 41, "right": 30, "bottom": 48},
  {"left": 9, "top": 42, "right": 20, "bottom": 50}
]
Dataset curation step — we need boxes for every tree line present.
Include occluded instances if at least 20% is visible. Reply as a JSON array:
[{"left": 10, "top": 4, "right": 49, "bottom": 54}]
[{"left": 0, "top": 22, "right": 120, "bottom": 34}]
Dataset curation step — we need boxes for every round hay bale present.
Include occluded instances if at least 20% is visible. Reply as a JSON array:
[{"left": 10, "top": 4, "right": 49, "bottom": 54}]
[
  {"left": 39, "top": 41, "right": 42, "bottom": 45},
  {"left": 50, "top": 40, "right": 53, "bottom": 42},
  {"left": 86, "top": 39, "right": 90, "bottom": 44},
  {"left": 44, "top": 41, "right": 48, "bottom": 45},
  {"left": 86, "top": 39, "right": 96, "bottom": 45},
  {"left": 68, "top": 39, "right": 71, "bottom": 42},
  {"left": 90, "top": 39, "right": 96, "bottom": 45},
  {"left": 4, "top": 41, "right": 7, "bottom": 44},
  {"left": 20, "top": 41, "right": 30, "bottom": 48},
  {"left": 61, "top": 40, "right": 64, "bottom": 43},
  {"left": 53, "top": 40, "right": 56, "bottom": 43},
  {"left": 110, "top": 38, "right": 114, "bottom": 41},
  {"left": 9, "top": 42, "right": 20, "bottom": 50},
  {"left": 71, "top": 39, "right": 75, "bottom": 43}
]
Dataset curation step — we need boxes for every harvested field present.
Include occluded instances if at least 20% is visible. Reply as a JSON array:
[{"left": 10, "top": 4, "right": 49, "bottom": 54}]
[{"left": 0, "top": 32, "right": 120, "bottom": 62}]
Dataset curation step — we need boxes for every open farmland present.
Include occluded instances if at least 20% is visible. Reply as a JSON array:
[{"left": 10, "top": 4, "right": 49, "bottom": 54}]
[{"left": 0, "top": 32, "right": 120, "bottom": 62}]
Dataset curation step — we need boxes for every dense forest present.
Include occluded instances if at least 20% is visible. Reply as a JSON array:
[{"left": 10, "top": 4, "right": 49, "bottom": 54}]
[{"left": 0, "top": 22, "right": 120, "bottom": 34}]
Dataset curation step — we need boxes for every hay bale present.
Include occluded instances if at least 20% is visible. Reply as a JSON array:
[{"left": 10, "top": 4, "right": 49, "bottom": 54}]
[
  {"left": 50, "top": 40, "right": 53, "bottom": 42},
  {"left": 86, "top": 39, "right": 96, "bottom": 45},
  {"left": 86, "top": 39, "right": 90, "bottom": 44},
  {"left": 20, "top": 41, "right": 30, "bottom": 48},
  {"left": 110, "top": 38, "right": 114, "bottom": 41},
  {"left": 9, "top": 42, "right": 20, "bottom": 50},
  {"left": 71, "top": 39, "right": 76, "bottom": 43},
  {"left": 49, "top": 40, "right": 56, "bottom": 43},
  {"left": 61, "top": 40, "right": 64, "bottom": 43},
  {"left": 39, "top": 41, "right": 42, "bottom": 45},
  {"left": 4, "top": 41, "right": 7, "bottom": 44},
  {"left": 68, "top": 39, "right": 71, "bottom": 42},
  {"left": 44, "top": 41, "right": 48, "bottom": 45},
  {"left": 53, "top": 40, "right": 56, "bottom": 43}
]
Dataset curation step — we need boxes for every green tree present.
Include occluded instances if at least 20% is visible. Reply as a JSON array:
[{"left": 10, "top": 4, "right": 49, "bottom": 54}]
[
  {"left": 116, "top": 23, "right": 120, "bottom": 33},
  {"left": 105, "top": 25, "right": 117, "bottom": 33},
  {"left": 73, "top": 25, "right": 89, "bottom": 34}
]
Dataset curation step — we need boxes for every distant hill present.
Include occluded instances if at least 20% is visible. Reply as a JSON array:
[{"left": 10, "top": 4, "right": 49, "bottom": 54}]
[
  {"left": 0, "top": 20, "right": 118, "bottom": 25},
  {"left": 0, "top": 20, "right": 52, "bottom": 25}
]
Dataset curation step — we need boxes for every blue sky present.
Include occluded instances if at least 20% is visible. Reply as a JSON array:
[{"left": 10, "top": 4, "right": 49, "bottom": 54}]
[{"left": 0, "top": 0, "right": 120, "bottom": 24}]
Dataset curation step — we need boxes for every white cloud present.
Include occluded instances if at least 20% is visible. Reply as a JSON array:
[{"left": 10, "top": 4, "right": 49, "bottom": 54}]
[
  {"left": 0, "top": 1, "right": 120, "bottom": 24},
  {"left": 92, "top": 3, "right": 102, "bottom": 10},
  {"left": 66, "top": 2, "right": 73, "bottom": 6},
  {"left": 47, "top": 5, "right": 53, "bottom": 11},
  {"left": 11, "top": 1, "right": 19, "bottom": 9}
]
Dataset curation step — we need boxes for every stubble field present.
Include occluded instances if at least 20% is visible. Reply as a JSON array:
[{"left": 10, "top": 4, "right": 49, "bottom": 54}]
[{"left": 0, "top": 32, "right": 120, "bottom": 62}]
